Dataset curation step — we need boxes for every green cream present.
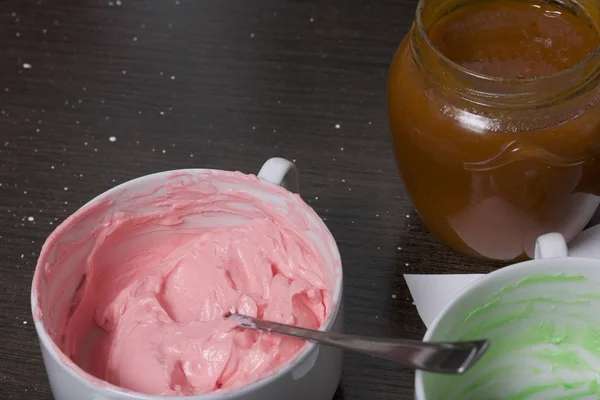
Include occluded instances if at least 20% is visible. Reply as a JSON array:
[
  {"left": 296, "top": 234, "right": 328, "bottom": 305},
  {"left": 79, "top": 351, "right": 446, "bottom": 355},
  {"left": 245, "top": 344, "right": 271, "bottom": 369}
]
[{"left": 423, "top": 273, "right": 600, "bottom": 399}]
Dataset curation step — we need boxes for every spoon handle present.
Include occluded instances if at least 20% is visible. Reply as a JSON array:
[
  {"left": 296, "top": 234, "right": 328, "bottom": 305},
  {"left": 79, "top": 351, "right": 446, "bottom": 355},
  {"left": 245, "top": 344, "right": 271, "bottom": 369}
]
[{"left": 230, "top": 313, "right": 488, "bottom": 375}]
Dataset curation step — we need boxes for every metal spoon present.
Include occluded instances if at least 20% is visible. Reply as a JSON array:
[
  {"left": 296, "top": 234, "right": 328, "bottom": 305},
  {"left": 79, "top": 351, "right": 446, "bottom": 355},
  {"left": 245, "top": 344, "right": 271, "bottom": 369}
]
[{"left": 226, "top": 313, "right": 489, "bottom": 375}]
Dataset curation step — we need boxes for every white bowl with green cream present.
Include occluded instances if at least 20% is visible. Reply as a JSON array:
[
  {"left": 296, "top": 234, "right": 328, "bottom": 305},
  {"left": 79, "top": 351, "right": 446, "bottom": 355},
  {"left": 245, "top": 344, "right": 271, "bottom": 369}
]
[{"left": 416, "top": 234, "right": 600, "bottom": 400}]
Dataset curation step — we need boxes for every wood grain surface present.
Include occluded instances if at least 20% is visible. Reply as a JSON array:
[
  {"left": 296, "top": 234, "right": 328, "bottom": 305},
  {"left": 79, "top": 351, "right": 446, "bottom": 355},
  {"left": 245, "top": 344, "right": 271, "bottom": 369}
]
[{"left": 0, "top": 0, "right": 576, "bottom": 399}]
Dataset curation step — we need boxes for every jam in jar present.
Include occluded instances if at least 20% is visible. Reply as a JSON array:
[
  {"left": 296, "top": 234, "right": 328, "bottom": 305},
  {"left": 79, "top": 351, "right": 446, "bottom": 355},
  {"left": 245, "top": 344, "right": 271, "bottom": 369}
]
[{"left": 388, "top": 0, "right": 600, "bottom": 261}]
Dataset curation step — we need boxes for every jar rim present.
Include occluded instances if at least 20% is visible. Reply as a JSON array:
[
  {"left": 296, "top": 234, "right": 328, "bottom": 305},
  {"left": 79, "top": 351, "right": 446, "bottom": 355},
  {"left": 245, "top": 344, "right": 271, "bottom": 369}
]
[{"left": 414, "top": 0, "right": 600, "bottom": 85}]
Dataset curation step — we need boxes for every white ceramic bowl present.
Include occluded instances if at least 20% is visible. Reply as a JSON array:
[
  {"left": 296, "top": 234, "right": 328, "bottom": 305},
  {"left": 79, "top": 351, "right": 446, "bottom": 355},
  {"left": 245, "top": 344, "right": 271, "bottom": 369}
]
[
  {"left": 416, "top": 233, "right": 600, "bottom": 399},
  {"left": 31, "top": 157, "right": 344, "bottom": 400}
]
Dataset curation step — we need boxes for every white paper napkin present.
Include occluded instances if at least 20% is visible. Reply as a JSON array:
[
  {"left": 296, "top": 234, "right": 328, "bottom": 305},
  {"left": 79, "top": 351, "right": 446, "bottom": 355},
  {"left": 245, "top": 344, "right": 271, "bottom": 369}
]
[{"left": 404, "top": 274, "right": 484, "bottom": 328}]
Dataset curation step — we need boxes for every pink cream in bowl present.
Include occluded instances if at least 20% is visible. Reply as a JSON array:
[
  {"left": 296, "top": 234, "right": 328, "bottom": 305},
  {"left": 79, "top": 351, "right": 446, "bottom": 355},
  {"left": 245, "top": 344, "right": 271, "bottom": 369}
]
[{"left": 31, "top": 159, "right": 343, "bottom": 400}]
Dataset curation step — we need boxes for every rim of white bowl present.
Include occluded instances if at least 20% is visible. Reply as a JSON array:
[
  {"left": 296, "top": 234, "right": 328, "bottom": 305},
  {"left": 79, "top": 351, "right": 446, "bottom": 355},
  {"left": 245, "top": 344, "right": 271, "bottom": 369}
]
[{"left": 30, "top": 168, "right": 345, "bottom": 400}]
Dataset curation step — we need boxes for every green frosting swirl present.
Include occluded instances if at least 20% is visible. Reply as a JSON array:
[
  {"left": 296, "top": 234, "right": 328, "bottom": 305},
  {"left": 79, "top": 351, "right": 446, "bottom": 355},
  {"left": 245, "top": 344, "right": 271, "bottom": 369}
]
[{"left": 423, "top": 273, "right": 600, "bottom": 399}]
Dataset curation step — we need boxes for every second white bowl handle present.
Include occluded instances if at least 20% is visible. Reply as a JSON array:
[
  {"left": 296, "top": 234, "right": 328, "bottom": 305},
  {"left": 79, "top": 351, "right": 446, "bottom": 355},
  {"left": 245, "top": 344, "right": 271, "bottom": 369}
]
[{"left": 534, "top": 232, "right": 569, "bottom": 259}]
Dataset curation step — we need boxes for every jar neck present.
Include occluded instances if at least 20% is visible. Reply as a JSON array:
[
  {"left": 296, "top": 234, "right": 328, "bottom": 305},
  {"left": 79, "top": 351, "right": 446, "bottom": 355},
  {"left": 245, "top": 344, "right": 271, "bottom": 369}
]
[{"left": 410, "top": 0, "right": 600, "bottom": 108}]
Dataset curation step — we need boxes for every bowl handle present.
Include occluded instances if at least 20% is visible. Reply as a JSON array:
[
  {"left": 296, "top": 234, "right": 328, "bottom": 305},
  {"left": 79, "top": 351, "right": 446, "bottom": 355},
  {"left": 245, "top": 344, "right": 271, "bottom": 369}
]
[
  {"left": 534, "top": 232, "right": 568, "bottom": 259},
  {"left": 258, "top": 157, "right": 299, "bottom": 193}
]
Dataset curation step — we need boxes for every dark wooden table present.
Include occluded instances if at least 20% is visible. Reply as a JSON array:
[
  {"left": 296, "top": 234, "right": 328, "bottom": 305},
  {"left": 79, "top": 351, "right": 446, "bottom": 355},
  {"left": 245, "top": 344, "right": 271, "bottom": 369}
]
[{"left": 0, "top": 1, "right": 505, "bottom": 399}]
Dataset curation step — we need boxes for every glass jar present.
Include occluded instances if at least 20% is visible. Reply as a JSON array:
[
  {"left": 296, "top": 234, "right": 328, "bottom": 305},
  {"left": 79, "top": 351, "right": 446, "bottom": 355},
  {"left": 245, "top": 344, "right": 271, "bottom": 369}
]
[{"left": 388, "top": 0, "right": 600, "bottom": 261}]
